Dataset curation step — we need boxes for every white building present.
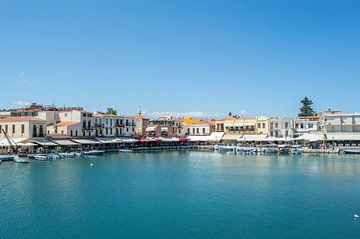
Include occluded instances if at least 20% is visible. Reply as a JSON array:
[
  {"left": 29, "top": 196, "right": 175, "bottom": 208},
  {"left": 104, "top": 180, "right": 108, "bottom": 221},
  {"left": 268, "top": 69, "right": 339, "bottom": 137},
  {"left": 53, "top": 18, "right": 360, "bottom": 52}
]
[
  {"left": 184, "top": 123, "right": 212, "bottom": 136},
  {"left": 58, "top": 110, "right": 96, "bottom": 137},
  {"left": 268, "top": 117, "right": 294, "bottom": 138},
  {"left": 324, "top": 112, "right": 360, "bottom": 133},
  {"left": 293, "top": 118, "right": 319, "bottom": 137}
]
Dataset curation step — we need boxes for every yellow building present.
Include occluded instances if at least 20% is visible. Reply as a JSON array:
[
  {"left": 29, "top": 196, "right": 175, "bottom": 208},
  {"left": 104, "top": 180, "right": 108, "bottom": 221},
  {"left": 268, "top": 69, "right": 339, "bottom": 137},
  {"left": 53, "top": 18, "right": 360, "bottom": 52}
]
[
  {"left": 0, "top": 116, "right": 47, "bottom": 139},
  {"left": 256, "top": 116, "right": 268, "bottom": 135},
  {"left": 223, "top": 117, "right": 257, "bottom": 135}
]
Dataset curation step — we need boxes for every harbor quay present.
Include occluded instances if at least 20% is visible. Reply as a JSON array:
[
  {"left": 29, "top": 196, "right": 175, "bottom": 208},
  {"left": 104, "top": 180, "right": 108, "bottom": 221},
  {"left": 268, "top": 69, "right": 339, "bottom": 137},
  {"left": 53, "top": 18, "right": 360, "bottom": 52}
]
[{"left": 1, "top": 103, "right": 360, "bottom": 161}]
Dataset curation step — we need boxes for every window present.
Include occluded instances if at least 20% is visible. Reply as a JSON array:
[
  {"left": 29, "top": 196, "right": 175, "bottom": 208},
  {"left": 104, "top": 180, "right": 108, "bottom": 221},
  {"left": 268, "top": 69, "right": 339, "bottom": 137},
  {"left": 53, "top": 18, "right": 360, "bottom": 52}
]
[
  {"left": 21, "top": 124, "right": 25, "bottom": 134},
  {"left": 285, "top": 122, "right": 289, "bottom": 129},
  {"left": 270, "top": 123, "right": 274, "bottom": 129},
  {"left": 202, "top": 128, "right": 205, "bottom": 134},
  {"left": 5, "top": 125, "right": 8, "bottom": 133},
  {"left": 65, "top": 113, "right": 68, "bottom": 117},
  {"left": 258, "top": 123, "right": 261, "bottom": 128},
  {"left": 275, "top": 123, "right": 278, "bottom": 128},
  {"left": 301, "top": 123, "right": 304, "bottom": 129},
  {"left": 0, "top": 125, "right": 2, "bottom": 132},
  {"left": 193, "top": 128, "right": 195, "bottom": 134},
  {"left": 309, "top": 123, "right": 314, "bottom": 129},
  {"left": 196, "top": 128, "right": 199, "bottom": 134},
  {"left": 262, "top": 123, "right": 266, "bottom": 128},
  {"left": 70, "top": 130, "right": 73, "bottom": 136},
  {"left": 285, "top": 130, "right": 289, "bottom": 137},
  {"left": 61, "top": 130, "right": 64, "bottom": 135},
  {"left": 12, "top": 125, "right": 15, "bottom": 134}
]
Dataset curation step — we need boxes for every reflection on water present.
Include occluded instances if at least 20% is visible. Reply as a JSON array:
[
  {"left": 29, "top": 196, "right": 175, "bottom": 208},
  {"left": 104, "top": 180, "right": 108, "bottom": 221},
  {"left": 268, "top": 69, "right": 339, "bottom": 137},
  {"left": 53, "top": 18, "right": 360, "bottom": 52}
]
[{"left": 0, "top": 152, "right": 360, "bottom": 239}]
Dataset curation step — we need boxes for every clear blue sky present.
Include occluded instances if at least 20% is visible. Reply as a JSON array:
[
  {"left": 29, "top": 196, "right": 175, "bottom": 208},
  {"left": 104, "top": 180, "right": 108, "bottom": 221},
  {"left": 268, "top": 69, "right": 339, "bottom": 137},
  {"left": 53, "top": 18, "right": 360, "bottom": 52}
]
[{"left": 1, "top": 0, "right": 359, "bottom": 117}]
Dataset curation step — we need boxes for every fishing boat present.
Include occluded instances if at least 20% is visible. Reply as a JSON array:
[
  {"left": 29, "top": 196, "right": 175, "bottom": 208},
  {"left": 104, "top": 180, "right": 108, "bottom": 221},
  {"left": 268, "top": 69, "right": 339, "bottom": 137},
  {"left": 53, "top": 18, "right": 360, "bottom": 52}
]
[
  {"left": 343, "top": 149, "right": 360, "bottom": 154},
  {"left": 289, "top": 145, "right": 304, "bottom": 155},
  {"left": 0, "top": 155, "right": 15, "bottom": 162},
  {"left": 83, "top": 150, "right": 105, "bottom": 156},
  {"left": 278, "top": 145, "right": 290, "bottom": 155},
  {"left": 14, "top": 154, "right": 30, "bottom": 163},
  {"left": 119, "top": 149, "right": 133, "bottom": 153},
  {"left": 33, "top": 154, "right": 49, "bottom": 161}
]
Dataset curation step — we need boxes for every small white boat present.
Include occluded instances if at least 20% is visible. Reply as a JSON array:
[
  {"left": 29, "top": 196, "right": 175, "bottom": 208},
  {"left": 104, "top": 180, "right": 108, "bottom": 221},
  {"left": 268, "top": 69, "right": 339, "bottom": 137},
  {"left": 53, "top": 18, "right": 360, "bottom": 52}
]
[
  {"left": 0, "top": 155, "right": 15, "bottom": 161},
  {"left": 33, "top": 155, "right": 49, "bottom": 161},
  {"left": 119, "top": 149, "right": 133, "bottom": 153},
  {"left": 354, "top": 214, "right": 359, "bottom": 219},
  {"left": 83, "top": 150, "right": 105, "bottom": 156},
  {"left": 14, "top": 155, "right": 30, "bottom": 163},
  {"left": 290, "top": 145, "right": 304, "bottom": 155},
  {"left": 59, "top": 152, "right": 77, "bottom": 158}
]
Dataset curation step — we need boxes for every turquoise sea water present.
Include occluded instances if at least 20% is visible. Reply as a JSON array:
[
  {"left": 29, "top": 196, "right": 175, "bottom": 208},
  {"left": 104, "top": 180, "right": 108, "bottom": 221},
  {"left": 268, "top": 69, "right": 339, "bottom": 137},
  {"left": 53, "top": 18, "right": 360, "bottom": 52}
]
[{"left": 1, "top": 151, "right": 360, "bottom": 239}]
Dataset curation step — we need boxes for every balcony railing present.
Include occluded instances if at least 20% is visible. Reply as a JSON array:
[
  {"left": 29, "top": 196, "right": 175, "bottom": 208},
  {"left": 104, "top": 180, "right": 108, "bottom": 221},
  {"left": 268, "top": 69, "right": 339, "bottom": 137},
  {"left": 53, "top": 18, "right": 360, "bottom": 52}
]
[{"left": 83, "top": 126, "right": 94, "bottom": 130}]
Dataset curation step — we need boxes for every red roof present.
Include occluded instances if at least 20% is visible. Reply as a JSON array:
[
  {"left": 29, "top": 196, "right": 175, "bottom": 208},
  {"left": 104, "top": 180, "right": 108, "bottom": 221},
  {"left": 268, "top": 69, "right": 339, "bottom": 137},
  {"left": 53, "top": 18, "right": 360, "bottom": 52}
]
[{"left": 0, "top": 116, "right": 46, "bottom": 122}]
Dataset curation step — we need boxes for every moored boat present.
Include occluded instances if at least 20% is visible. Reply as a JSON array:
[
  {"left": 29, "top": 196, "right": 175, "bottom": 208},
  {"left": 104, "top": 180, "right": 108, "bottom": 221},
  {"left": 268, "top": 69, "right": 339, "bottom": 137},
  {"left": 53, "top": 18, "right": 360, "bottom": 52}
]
[
  {"left": 83, "top": 150, "right": 105, "bottom": 156},
  {"left": 119, "top": 149, "right": 133, "bottom": 153},
  {"left": 14, "top": 155, "right": 30, "bottom": 163},
  {"left": 343, "top": 149, "right": 360, "bottom": 154},
  {"left": 289, "top": 145, "right": 304, "bottom": 155},
  {"left": 0, "top": 155, "right": 15, "bottom": 161}
]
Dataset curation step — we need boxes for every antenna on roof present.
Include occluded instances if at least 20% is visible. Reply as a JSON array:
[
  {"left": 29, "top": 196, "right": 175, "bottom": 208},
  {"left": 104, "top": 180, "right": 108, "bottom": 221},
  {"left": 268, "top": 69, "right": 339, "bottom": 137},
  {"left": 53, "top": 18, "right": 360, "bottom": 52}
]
[{"left": 139, "top": 106, "right": 142, "bottom": 116}]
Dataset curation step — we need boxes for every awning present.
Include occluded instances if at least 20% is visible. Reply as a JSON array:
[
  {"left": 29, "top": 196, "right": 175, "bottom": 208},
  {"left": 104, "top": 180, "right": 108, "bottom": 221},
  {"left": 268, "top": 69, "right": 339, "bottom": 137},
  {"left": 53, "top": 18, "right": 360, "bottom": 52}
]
[
  {"left": 71, "top": 139, "right": 100, "bottom": 144},
  {"left": 96, "top": 138, "right": 118, "bottom": 144},
  {"left": 326, "top": 133, "right": 360, "bottom": 141},
  {"left": 224, "top": 123, "right": 255, "bottom": 127},
  {"left": 158, "top": 137, "right": 179, "bottom": 142},
  {"left": 295, "top": 133, "right": 325, "bottom": 142},
  {"left": 0, "top": 138, "right": 27, "bottom": 147},
  {"left": 52, "top": 140, "right": 80, "bottom": 146},
  {"left": 32, "top": 139, "right": 58, "bottom": 146},
  {"left": 188, "top": 133, "right": 224, "bottom": 142},
  {"left": 187, "top": 136, "right": 211, "bottom": 142},
  {"left": 238, "top": 134, "right": 267, "bottom": 142},
  {"left": 221, "top": 134, "right": 242, "bottom": 141},
  {"left": 161, "top": 127, "right": 168, "bottom": 132},
  {"left": 145, "top": 127, "right": 156, "bottom": 132}
]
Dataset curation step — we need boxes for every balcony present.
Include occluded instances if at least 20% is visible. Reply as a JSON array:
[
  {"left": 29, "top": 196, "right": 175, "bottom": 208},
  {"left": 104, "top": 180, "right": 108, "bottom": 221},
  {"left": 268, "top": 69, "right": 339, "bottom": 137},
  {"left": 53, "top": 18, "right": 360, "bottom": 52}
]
[
  {"left": 95, "top": 124, "right": 104, "bottom": 128},
  {"left": 83, "top": 126, "right": 94, "bottom": 130}
]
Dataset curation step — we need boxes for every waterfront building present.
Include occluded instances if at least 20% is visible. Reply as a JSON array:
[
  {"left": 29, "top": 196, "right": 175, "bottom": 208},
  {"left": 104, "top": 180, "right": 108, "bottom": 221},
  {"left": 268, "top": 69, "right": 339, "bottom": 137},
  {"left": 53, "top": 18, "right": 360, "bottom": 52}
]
[
  {"left": 58, "top": 110, "right": 96, "bottom": 137},
  {"left": 145, "top": 125, "right": 177, "bottom": 138},
  {"left": 256, "top": 116, "right": 268, "bottom": 135},
  {"left": 148, "top": 117, "right": 182, "bottom": 137},
  {"left": 268, "top": 117, "right": 294, "bottom": 138},
  {"left": 324, "top": 111, "right": 360, "bottom": 133},
  {"left": 183, "top": 122, "right": 213, "bottom": 136},
  {"left": 293, "top": 117, "right": 319, "bottom": 138},
  {"left": 224, "top": 117, "right": 257, "bottom": 135},
  {"left": 0, "top": 116, "right": 47, "bottom": 139},
  {"left": 47, "top": 122, "right": 81, "bottom": 137},
  {"left": 128, "top": 114, "right": 149, "bottom": 137}
]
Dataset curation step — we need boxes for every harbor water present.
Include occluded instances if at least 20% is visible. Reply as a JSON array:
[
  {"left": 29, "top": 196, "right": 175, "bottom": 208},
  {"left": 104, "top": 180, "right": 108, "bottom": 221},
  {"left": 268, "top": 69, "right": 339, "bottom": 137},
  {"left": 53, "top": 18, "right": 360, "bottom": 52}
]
[{"left": 1, "top": 151, "right": 360, "bottom": 238}]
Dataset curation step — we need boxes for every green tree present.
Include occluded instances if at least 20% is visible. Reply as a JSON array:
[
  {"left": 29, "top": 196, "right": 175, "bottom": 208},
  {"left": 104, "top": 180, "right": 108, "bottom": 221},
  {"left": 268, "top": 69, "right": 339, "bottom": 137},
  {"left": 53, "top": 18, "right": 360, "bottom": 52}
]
[
  {"left": 106, "top": 108, "right": 117, "bottom": 115},
  {"left": 298, "top": 97, "right": 315, "bottom": 117}
]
